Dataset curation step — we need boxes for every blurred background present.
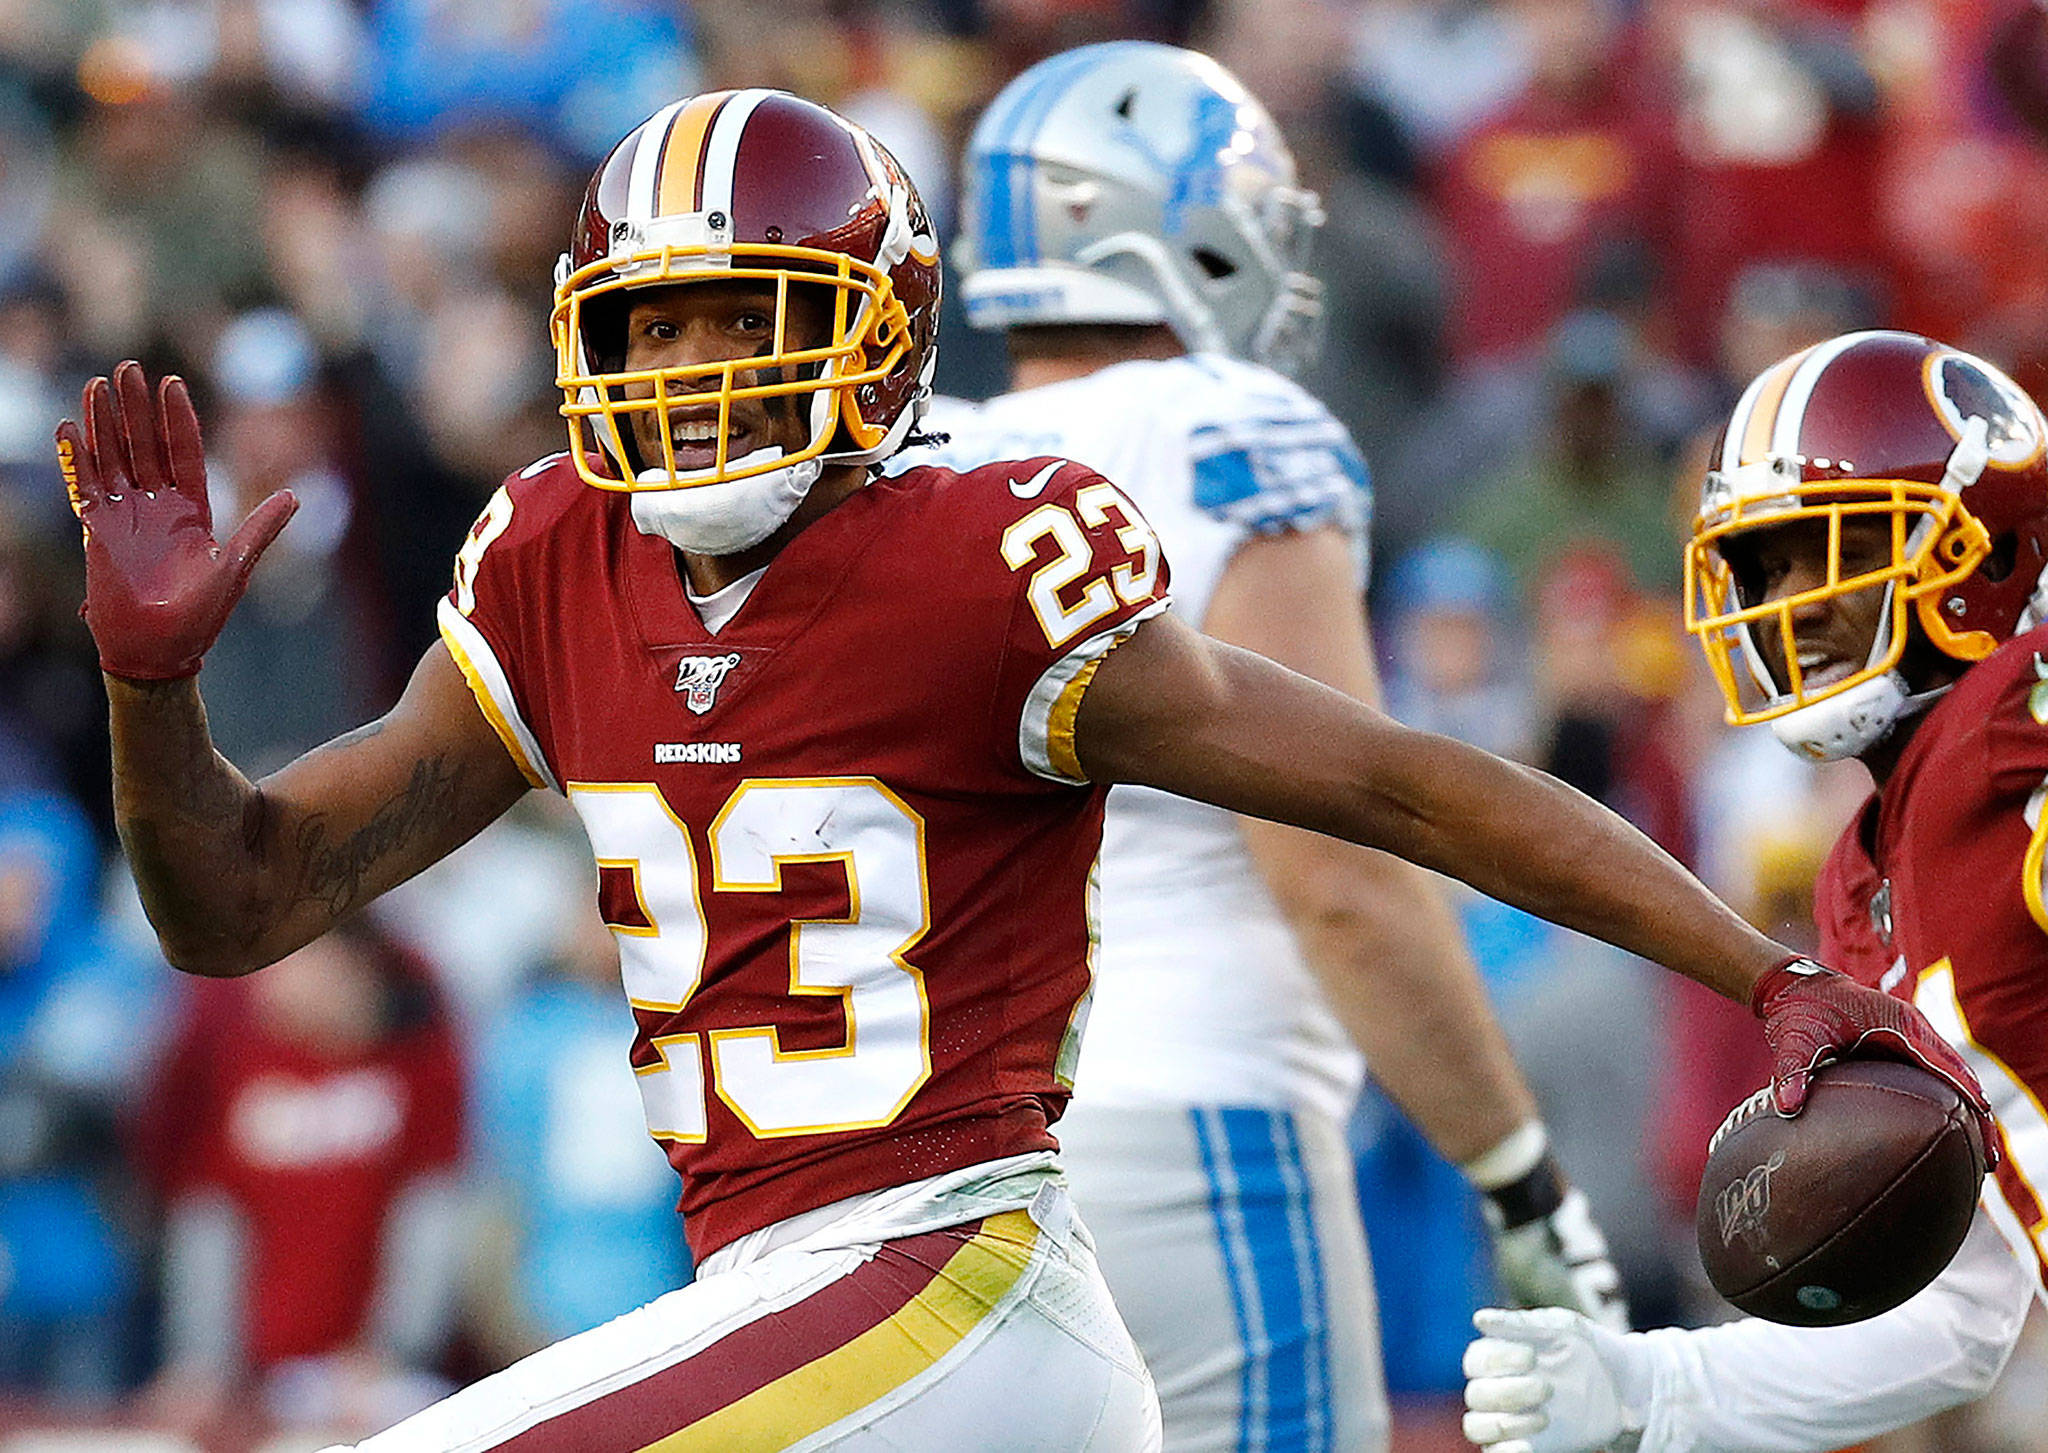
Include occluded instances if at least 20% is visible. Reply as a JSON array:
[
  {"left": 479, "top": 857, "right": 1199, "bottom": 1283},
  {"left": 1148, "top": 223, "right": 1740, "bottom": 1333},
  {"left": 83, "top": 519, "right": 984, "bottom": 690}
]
[{"left": 0, "top": 0, "right": 2044, "bottom": 1448}]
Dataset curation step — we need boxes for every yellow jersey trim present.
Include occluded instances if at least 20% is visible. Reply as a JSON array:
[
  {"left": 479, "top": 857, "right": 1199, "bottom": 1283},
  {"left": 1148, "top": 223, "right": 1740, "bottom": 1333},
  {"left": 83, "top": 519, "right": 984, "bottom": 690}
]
[
  {"left": 2023, "top": 784, "right": 2048, "bottom": 938},
  {"left": 436, "top": 599, "right": 552, "bottom": 791},
  {"left": 1046, "top": 656, "right": 1102, "bottom": 784}
]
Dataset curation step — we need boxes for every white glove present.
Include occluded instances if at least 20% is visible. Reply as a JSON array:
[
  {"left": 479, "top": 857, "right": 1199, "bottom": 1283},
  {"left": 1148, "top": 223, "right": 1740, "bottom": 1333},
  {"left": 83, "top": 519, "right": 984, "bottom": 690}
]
[
  {"left": 1487, "top": 1185, "right": 1630, "bottom": 1331},
  {"left": 1463, "top": 1306, "right": 1650, "bottom": 1453}
]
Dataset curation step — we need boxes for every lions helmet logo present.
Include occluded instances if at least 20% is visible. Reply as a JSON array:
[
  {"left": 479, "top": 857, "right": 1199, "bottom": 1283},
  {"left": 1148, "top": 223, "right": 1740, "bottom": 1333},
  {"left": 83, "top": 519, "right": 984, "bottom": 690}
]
[{"left": 674, "top": 653, "right": 742, "bottom": 715}]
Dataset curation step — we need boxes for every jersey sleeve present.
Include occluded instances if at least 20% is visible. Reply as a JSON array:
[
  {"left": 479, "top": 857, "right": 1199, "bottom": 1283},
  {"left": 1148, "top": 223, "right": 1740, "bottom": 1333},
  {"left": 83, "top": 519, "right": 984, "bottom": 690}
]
[
  {"left": 434, "top": 454, "right": 570, "bottom": 793},
  {"left": 1185, "top": 381, "right": 1373, "bottom": 582},
  {"left": 1624, "top": 1210, "right": 2034, "bottom": 1452},
  {"left": 984, "top": 458, "right": 1173, "bottom": 786}
]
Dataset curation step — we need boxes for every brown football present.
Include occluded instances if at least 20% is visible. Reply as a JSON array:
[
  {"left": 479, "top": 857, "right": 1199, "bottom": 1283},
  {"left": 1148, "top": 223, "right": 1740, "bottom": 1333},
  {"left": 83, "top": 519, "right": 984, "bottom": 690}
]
[{"left": 1696, "top": 1058, "right": 1987, "bottom": 1326}]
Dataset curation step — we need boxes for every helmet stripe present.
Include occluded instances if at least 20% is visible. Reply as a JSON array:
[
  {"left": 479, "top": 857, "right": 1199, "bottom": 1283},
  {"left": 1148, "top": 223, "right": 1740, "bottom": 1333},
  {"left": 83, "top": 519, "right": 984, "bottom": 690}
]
[
  {"left": 1772, "top": 330, "right": 1877, "bottom": 462},
  {"left": 975, "top": 152, "right": 1023, "bottom": 269},
  {"left": 1720, "top": 365, "right": 1771, "bottom": 471},
  {"left": 1734, "top": 351, "right": 1807, "bottom": 467},
  {"left": 700, "top": 89, "right": 776, "bottom": 220},
  {"left": 1009, "top": 47, "right": 1130, "bottom": 251},
  {"left": 977, "top": 46, "right": 1117, "bottom": 269},
  {"left": 627, "top": 99, "right": 687, "bottom": 223},
  {"left": 654, "top": 91, "right": 726, "bottom": 216},
  {"left": 657, "top": 90, "right": 734, "bottom": 217},
  {"left": 972, "top": 56, "right": 1051, "bottom": 153}
]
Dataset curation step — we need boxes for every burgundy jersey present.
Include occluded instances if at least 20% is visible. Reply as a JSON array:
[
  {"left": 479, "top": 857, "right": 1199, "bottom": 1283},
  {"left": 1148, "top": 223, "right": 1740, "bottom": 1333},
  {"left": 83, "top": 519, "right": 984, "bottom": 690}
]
[
  {"left": 138, "top": 977, "right": 464, "bottom": 1365},
  {"left": 1813, "top": 626, "right": 2048, "bottom": 1300},
  {"left": 438, "top": 452, "right": 1170, "bottom": 1258}
]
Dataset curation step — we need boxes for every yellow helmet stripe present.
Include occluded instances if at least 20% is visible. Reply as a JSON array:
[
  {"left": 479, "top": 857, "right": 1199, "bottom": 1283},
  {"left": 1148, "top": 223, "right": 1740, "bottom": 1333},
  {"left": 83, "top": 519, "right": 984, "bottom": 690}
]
[{"left": 656, "top": 91, "right": 736, "bottom": 217}]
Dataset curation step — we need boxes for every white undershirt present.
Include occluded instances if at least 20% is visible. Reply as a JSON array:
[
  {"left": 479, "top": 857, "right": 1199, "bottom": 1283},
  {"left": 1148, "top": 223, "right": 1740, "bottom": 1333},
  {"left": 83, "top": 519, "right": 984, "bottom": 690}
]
[{"left": 687, "top": 566, "right": 766, "bottom": 635}]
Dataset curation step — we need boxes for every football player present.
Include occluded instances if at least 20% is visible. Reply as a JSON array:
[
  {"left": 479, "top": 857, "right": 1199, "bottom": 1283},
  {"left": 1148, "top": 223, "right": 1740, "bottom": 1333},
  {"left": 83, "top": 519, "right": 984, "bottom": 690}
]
[
  {"left": 58, "top": 90, "right": 1984, "bottom": 1451},
  {"left": 910, "top": 41, "right": 1625, "bottom": 1453},
  {"left": 1463, "top": 331, "right": 2048, "bottom": 1453}
]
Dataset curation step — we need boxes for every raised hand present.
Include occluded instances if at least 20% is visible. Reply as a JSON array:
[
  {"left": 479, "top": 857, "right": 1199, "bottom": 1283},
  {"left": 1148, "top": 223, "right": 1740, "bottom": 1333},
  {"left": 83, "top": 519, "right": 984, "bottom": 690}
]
[
  {"left": 1754, "top": 957, "right": 1999, "bottom": 1166},
  {"left": 55, "top": 360, "right": 298, "bottom": 680}
]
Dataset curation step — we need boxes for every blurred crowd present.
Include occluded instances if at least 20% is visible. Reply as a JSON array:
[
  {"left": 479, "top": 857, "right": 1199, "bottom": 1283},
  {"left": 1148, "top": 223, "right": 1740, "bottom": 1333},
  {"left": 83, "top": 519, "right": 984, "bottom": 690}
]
[{"left": 1, "top": 0, "right": 2047, "bottom": 1449}]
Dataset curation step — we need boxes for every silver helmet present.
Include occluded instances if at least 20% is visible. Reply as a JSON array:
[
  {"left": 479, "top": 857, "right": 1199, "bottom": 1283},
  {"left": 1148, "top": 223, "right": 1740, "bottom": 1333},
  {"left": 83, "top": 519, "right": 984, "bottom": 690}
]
[{"left": 957, "top": 41, "right": 1325, "bottom": 374}]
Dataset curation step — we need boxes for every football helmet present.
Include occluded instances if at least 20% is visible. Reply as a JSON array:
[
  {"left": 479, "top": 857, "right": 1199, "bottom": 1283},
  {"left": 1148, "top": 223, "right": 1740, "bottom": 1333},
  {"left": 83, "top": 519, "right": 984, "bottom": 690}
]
[
  {"left": 553, "top": 89, "right": 941, "bottom": 550},
  {"left": 1685, "top": 330, "right": 2048, "bottom": 760},
  {"left": 956, "top": 42, "right": 1324, "bottom": 374}
]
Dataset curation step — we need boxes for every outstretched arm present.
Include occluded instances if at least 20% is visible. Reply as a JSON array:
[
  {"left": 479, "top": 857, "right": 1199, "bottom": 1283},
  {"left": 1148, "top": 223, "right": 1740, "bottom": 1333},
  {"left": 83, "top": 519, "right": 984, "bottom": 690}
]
[
  {"left": 1075, "top": 609, "right": 1994, "bottom": 1140},
  {"left": 62, "top": 362, "right": 530, "bottom": 976},
  {"left": 1077, "top": 608, "right": 1785, "bottom": 1000}
]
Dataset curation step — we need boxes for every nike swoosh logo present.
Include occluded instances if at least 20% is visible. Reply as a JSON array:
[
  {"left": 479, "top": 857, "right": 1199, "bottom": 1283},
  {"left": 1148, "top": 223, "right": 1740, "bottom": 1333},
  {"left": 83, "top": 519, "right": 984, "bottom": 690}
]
[{"left": 1010, "top": 461, "right": 1062, "bottom": 498}]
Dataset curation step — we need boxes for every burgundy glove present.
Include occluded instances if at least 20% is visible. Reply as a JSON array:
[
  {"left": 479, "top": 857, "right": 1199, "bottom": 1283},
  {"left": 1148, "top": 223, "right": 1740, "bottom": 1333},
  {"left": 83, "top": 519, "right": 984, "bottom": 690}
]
[
  {"left": 56, "top": 361, "right": 297, "bottom": 681},
  {"left": 1754, "top": 957, "right": 1999, "bottom": 1167}
]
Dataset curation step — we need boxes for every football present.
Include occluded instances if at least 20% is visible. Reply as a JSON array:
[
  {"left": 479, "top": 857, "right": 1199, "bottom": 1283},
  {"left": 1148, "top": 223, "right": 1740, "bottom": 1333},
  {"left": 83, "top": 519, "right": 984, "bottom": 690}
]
[{"left": 1696, "top": 1058, "right": 1988, "bottom": 1326}]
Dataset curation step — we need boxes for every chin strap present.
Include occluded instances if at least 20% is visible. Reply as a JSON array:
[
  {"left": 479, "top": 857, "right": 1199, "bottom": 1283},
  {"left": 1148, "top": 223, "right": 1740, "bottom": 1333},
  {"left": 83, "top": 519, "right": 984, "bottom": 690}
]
[
  {"left": 1896, "top": 680, "right": 1952, "bottom": 720},
  {"left": 1769, "top": 669, "right": 1953, "bottom": 762},
  {"left": 628, "top": 448, "right": 824, "bottom": 557}
]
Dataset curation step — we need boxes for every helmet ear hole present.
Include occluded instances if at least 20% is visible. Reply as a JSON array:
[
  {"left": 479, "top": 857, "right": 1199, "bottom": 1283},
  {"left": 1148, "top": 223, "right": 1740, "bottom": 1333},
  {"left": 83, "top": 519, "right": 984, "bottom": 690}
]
[
  {"left": 1192, "top": 248, "right": 1237, "bottom": 281},
  {"left": 580, "top": 292, "right": 630, "bottom": 373},
  {"left": 1716, "top": 531, "right": 1768, "bottom": 609}
]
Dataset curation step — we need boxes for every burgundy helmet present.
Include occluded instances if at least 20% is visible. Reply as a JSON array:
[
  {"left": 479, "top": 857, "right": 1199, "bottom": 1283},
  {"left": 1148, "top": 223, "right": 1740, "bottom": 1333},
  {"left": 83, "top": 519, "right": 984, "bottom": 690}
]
[
  {"left": 1685, "top": 330, "right": 2048, "bottom": 755},
  {"left": 552, "top": 89, "right": 942, "bottom": 491}
]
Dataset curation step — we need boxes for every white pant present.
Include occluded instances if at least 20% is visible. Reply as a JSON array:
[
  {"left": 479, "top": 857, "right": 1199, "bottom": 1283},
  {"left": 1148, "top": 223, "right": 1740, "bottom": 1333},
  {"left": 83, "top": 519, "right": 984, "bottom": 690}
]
[
  {"left": 335, "top": 1180, "right": 1159, "bottom": 1451},
  {"left": 1056, "top": 1102, "right": 1389, "bottom": 1453}
]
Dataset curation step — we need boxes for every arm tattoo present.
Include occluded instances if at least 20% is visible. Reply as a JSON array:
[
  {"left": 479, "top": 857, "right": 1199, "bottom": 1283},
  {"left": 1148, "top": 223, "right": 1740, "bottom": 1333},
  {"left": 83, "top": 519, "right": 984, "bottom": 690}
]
[{"left": 294, "top": 754, "right": 466, "bottom": 916}]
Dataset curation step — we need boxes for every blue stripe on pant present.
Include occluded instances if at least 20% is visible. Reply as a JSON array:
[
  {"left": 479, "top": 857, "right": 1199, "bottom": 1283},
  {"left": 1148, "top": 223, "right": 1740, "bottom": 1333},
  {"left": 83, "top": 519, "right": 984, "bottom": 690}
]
[{"left": 1191, "top": 1107, "right": 1334, "bottom": 1453}]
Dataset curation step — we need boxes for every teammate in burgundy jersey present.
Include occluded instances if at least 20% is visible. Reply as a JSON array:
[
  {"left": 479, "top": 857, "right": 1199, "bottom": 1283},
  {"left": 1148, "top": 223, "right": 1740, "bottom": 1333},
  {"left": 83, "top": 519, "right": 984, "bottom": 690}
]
[
  {"left": 1466, "top": 330, "right": 2047, "bottom": 1453},
  {"left": 58, "top": 89, "right": 1981, "bottom": 1451},
  {"left": 1810, "top": 630, "right": 2048, "bottom": 1290}
]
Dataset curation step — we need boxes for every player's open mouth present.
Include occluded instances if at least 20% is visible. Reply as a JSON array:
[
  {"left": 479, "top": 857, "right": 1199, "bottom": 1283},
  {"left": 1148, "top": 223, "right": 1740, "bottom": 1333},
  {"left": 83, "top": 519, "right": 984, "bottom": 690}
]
[
  {"left": 662, "top": 413, "right": 755, "bottom": 470},
  {"left": 1795, "top": 651, "right": 1858, "bottom": 689}
]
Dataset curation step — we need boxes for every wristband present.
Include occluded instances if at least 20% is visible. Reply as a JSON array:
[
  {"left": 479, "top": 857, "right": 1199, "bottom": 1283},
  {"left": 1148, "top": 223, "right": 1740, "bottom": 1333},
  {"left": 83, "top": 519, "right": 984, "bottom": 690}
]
[
  {"left": 1749, "top": 954, "right": 1829, "bottom": 1016},
  {"left": 1461, "top": 1120, "right": 1548, "bottom": 1190},
  {"left": 1462, "top": 1122, "right": 1567, "bottom": 1229},
  {"left": 1483, "top": 1154, "right": 1567, "bottom": 1230}
]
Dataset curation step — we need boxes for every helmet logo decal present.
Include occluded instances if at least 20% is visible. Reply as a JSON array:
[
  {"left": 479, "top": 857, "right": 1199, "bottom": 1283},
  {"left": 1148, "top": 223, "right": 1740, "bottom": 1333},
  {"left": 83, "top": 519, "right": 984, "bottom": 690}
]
[
  {"left": 1110, "top": 87, "right": 1241, "bottom": 235},
  {"left": 1933, "top": 354, "right": 2043, "bottom": 468}
]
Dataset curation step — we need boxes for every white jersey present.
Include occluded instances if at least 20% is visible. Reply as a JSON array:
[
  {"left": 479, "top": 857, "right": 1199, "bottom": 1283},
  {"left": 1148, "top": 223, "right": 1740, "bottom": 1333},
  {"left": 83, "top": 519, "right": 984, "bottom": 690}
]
[{"left": 900, "top": 354, "right": 1372, "bottom": 1120}]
